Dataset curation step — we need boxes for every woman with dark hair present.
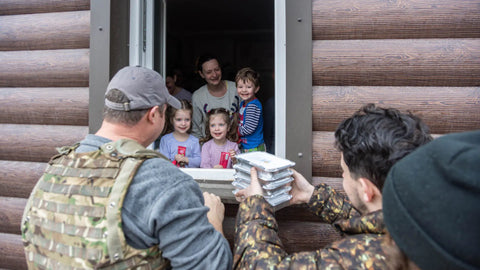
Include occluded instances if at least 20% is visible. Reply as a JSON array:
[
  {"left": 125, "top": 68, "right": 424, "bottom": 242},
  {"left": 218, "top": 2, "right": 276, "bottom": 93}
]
[{"left": 191, "top": 54, "right": 239, "bottom": 138}]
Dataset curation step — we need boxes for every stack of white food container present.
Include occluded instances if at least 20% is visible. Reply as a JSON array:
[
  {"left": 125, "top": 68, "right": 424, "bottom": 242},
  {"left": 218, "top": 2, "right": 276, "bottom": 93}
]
[{"left": 232, "top": 152, "right": 295, "bottom": 208}]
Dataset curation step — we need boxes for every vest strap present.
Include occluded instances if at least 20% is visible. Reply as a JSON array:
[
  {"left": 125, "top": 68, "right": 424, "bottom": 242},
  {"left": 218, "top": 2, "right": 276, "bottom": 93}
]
[{"left": 106, "top": 157, "right": 144, "bottom": 262}]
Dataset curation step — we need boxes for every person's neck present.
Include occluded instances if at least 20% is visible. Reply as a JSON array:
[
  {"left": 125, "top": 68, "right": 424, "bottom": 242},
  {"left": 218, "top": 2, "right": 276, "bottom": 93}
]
[
  {"left": 173, "top": 130, "right": 189, "bottom": 142},
  {"left": 96, "top": 120, "right": 151, "bottom": 147},
  {"left": 366, "top": 195, "right": 383, "bottom": 214},
  {"left": 213, "top": 137, "right": 227, "bottom": 146},
  {"left": 207, "top": 81, "right": 226, "bottom": 97}
]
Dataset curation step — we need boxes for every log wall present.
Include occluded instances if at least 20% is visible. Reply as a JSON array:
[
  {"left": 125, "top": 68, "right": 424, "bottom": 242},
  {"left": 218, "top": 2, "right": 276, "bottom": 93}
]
[
  {"left": 311, "top": 0, "right": 480, "bottom": 180},
  {"left": 1, "top": 0, "right": 479, "bottom": 269},
  {"left": 308, "top": 0, "right": 480, "bottom": 260},
  {"left": 0, "top": 1, "right": 90, "bottom": 269}
]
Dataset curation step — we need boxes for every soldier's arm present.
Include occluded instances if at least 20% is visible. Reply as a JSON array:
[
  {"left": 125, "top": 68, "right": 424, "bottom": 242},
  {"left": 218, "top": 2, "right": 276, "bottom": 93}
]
[
  {"left": 234, "top": 195, "right": 341, "bottom": 269},
  {"left": 125, "top": 160, "right": 232, "bottom": 269},
  {"left": 306, "top": 183, "right": 359, "bottom": 223},
  {"left": 289, "top": 169, "right": 359, "bottom": 223}
]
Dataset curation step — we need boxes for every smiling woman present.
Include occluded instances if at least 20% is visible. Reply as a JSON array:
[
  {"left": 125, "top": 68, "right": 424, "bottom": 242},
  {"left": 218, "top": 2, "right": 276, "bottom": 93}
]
[{"left": 191, "top": 54, "right": 240, "bottom": 139}]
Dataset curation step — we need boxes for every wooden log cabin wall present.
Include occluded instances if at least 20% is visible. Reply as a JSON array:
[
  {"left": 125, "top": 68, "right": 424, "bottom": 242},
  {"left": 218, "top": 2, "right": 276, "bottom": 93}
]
[
  {"left": 0, "top": 0, "right": 90, "bottom": 269},
  {"left": 0, "top": 1, "right": 479, "bottom": 269}
]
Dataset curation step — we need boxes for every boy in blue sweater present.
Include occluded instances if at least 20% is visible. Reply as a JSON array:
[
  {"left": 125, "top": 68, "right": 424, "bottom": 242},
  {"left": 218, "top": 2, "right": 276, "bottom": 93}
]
[{"left": 235, "top": 67, "right": 265, "bottom": 152}]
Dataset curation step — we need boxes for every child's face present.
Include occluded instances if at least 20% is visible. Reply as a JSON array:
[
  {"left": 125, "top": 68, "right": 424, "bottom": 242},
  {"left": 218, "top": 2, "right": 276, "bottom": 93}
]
[
  {"left": 236, "top": 79, "right": 259, "bottom": 103},
  {"left": 172, "top": 109, "right": 191, "bottom": 134},
  {"left": 209, "top": 114, "right": 228, "bottom": 142}
]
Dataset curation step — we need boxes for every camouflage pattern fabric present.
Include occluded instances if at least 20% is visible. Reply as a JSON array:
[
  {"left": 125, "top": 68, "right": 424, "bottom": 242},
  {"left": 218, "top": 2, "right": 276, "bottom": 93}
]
[
  {"left": 233, "top": 184, "right": 390, "bottom": 269},
  {"left": 21, "top": 139, "right": 170, "bottom": 270},
  {"left": 307, "top": 183, "right": 359, "bottom": 223}
]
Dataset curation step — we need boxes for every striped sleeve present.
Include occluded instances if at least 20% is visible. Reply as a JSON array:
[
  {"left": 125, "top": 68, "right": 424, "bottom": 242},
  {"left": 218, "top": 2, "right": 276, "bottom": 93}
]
[{"left": 239, "top": 103, "right": 261, "bottom": 136}]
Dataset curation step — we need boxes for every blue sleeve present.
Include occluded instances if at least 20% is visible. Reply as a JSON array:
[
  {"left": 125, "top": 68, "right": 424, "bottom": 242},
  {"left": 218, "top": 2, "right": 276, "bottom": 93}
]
[
  {"left": 239, "top": 103, "right": 261, "bottom": 136},
  {"left": 122, "top": 159, "right": 232, "bottom": 269},
  {"left": 186, "top": 136, "right": 201, "bottom": 168}
]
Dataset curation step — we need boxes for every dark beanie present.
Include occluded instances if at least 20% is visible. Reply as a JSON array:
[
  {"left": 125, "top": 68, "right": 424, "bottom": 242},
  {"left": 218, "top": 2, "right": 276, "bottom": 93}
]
[{"left": 383, "top": 130, "right": 480, "bottom": 270}]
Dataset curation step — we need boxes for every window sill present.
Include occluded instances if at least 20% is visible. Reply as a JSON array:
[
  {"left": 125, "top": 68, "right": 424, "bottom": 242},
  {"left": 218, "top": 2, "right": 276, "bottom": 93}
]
[{"left": 181, "top": 168, "right": 237, "bottom": 203}]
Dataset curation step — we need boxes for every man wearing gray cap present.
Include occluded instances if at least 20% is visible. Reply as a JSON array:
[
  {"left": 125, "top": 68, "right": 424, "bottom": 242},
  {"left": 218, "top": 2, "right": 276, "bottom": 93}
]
[{"left": 21, "top": 66, "right": 232, "bottom": 269}]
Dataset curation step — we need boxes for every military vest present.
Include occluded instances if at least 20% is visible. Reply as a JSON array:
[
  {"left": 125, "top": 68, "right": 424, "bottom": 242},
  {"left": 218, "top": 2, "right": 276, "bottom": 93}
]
[{"left": 21, "top": 139, "right": 171, "bottom": 269}]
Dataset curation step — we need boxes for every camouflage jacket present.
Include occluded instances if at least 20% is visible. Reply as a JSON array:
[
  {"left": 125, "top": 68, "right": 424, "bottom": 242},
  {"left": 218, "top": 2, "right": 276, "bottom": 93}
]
[{"left": 233, "top": 184, "right": 389, "bottom": 269}]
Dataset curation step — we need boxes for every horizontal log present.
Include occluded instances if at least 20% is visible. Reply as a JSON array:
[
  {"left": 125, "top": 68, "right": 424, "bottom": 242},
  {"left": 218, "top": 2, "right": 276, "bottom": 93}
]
[
  {"left": 312, "top": 132, "right": 341, "bottom": 178},
  {"left": 277, "top": 220, "right": 342, "bottom": 252},
  {"left": 0, "top": 11, "right": 90, "bottom": 51},
  {"left": 0, "top": 124, "right": 88, "bottom": 162},
  {"left": 312, "top": 0, "right": 480, "bottom": 40},
  {"left": 0, "top": 233, "right": 27, "bottom": 270},
  {"left": 0, "top": 161, "right": 45, "bottom": 199},
  {"left": 312, "top": 86, "right": 480, "bottom": 134},
  {"left": 312, "top": 132, "right": 442, "bottom": 177},
  {"left": 0, "top": 49, "right": 89, "bottom": 87},
  {"left": 0, "top": 197, "right": 26, "bottom": 235},
  {"left": 0, "top": 0, "right": 89, "bottom": 16},
  {"left": 311, "top": 177, "right": 343, "bottom": 193},
  {"left": 0, "top": 88, "right": 88, "bottom": 126},
  {"left": 313, "top": 39, "right": 480, "bottom": 86}
]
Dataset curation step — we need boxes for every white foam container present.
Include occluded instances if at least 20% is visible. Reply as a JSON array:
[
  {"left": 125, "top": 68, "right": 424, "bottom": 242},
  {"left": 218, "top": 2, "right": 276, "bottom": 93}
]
[
  {"left": 235, "top": 152, "right": 295, "bottom": 172},
  {"left": 232, "top": 152, "right": 296, "bottom": 208},
  {"left": 233, "top": 163, "right": 293, "bottom": 181}
]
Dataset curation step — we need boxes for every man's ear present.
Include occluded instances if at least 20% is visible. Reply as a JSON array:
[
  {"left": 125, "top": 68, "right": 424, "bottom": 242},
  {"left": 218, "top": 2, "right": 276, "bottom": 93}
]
[
  {"left": 358, "top": 178, "right": 381, "bottom": 203},
  {"left": 148, "top": 105, "right": 166, "bottom": 123},
  {"left": 145, "top": 106, "right": 157, "bottom": 123}
]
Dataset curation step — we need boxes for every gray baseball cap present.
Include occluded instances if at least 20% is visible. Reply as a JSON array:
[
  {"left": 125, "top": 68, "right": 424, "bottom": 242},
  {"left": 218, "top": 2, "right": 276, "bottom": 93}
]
[{"left": 105, "top": 66, "right": 181, "bottom": 111}]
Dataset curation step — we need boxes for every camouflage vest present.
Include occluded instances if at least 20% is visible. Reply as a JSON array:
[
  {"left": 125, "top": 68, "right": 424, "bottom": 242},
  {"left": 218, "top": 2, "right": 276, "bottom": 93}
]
[{"left": 21, "top": 139, "right": 171, "bottom": 270}]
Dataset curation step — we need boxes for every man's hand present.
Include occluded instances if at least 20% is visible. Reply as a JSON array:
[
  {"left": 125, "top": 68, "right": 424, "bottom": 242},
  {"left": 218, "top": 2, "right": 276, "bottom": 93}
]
[
  {"left": 203, "top": 192, "right": 225, "bottom": 236},
  {"left": 289, "top": 169, "right": 315, "bottom": 205},
  {"left": 234, "top": 167, "right": 263, "bottom": 202}
]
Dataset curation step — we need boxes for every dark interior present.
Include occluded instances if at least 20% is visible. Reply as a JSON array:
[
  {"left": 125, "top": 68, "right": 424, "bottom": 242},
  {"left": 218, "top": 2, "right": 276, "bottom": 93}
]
[{"left": 163, "top": 0, "right": 275, "bottom": 103}]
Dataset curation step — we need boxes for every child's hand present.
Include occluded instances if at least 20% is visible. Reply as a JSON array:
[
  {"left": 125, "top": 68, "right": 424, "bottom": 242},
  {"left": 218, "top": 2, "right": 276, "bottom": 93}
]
[
  {"left": 176, "top": 155, "right": 188, "bottom": 167},
  {"left": 229, "top": 149, "right": 237, "bottom": 164},
  {"left": 213, "top": 164, "right": 223, "bottom": 169},
  {"left": 175, "top": 154, "right": 184, "bottom": 162}
]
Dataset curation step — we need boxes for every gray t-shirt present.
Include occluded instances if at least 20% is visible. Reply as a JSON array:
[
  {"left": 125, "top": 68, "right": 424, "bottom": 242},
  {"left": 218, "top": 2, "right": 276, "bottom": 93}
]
[
  {"left": 77, "top": 134, "right": 232, "bottom": 269},
  {"left": 191, "top": 80, "right": 239, "bottom": 139},
  {"left": 174, "top": 88, "right": 192, "bottom": 102}
]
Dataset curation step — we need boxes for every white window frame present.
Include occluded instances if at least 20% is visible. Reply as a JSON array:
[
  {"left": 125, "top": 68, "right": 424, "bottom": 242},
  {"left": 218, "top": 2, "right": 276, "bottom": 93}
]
[{"left": 128, "top": 1, "right": 293, "bottom": 200}]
